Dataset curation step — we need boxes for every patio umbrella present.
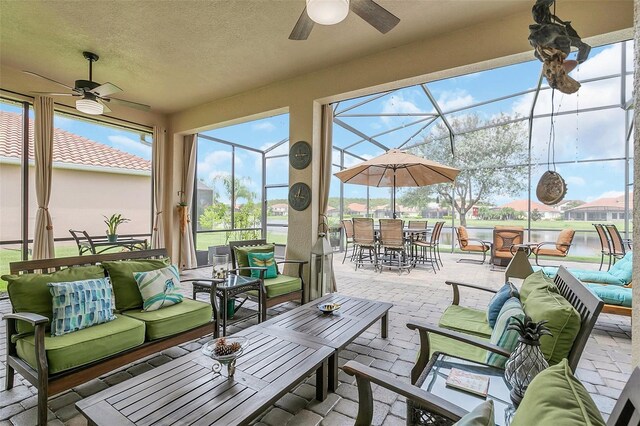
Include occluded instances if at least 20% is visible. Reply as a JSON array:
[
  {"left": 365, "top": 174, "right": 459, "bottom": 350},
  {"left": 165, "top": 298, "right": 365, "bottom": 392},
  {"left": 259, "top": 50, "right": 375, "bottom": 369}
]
[{"left": 334, "top": 149, "right": 460, "bottom": 218}]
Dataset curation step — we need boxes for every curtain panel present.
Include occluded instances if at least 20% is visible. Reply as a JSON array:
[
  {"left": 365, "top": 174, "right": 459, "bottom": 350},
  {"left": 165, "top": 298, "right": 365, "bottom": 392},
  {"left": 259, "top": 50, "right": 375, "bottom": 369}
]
[
  {"left": 151, "top": 127, "right": 166, "bottom": 249},
  {"left": 32, "top": 95, "right": 55, "bottom": 260},
  {"left": 319, "top": 104, "right": 337, "bottom": 293},
  {"left": 179, "top": 134, "right": 198, "bottom": 269}
]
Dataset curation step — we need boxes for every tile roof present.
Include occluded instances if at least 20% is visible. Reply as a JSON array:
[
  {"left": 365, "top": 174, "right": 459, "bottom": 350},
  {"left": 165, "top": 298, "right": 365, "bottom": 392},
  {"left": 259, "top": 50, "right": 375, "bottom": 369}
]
[
  {"left": 496, "top": 199, "right": 559, "bottom": 213},
  {"left": 566, "top": 193, "right": 632, "bottom": 211},
  {"left": 347, "top": 203, "right": 367, "bottom": 212},
  {"left": 0, "top": 111, "right": 150, "bottom": 171}
]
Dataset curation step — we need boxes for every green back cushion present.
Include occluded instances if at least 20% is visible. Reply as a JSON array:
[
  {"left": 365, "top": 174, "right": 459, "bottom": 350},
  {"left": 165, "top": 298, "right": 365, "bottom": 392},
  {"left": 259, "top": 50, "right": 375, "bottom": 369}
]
[
  {"left": 523, "top": 284, "right": 581, "bottom": 365},
  {"left": 520, "top": 270, "right": 556, "bottom": 303},
  {"left": 234, "top": 244, "right": 275, "bottom": 277},
  {"left": 453, "top": 400, "right": 495, "bottom": 426},
  {"left": 247, "top": 252, "right": 278, "bottom": 279},
  {"left": 486, "top": 297, "right": 525, "bottom": 368},
  {"left": 511, "top": 359, "right": 605, "bottom": 426},
  {"left": 4, "top": 265, "right": 106, "bottom": 334},
  {"left": 102, "top": 258, "right": 170, "bottom": 311}
]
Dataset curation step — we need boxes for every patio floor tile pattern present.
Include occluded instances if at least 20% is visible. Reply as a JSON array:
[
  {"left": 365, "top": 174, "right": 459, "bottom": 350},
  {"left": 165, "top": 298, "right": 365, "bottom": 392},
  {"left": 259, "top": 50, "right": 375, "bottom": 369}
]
[{"left": 0, "top": 253, "right": 632, "bottom": 425}]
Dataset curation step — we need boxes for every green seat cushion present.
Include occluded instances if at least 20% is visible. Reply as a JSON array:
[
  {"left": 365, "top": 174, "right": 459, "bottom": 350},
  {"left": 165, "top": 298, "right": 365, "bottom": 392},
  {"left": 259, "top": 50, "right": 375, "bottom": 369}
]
[
  {"left": 16, "top": 315, "right": 145, "bottom": 375},
  {"left": 523, "top": 285, "right": 581, "bottom": 365},
  {"left": 428, "top": 334, "right": 488, "bottom": 364},
  {"left": 102, "top": 259, "right": 170, "bottom": 311},
  {"left": 4, "top": 265, "right": 106, "bottom": 334},
  {"left": 586, "top": 284, "right": 632, "bottom": 307},
  {"left": 439, "top": 305, "right": 493, "bottom": 338},
  {"left": 519, "top": 270, "right": 556, "bottom": 303},
  {"left": 122, "top": 298, "right": 212, "bottom": 341},
  {"left": 246, "top": 274, "right": 302, "bottom": 299},
  {"left": 511, "top": 359, "right": 605, "bottom": 426},
  {"left": 234, "top": 244, "right": 275, "bottom": 277},
  {"left": 454, "top": 400, "right": 495, "bottom": 426}
]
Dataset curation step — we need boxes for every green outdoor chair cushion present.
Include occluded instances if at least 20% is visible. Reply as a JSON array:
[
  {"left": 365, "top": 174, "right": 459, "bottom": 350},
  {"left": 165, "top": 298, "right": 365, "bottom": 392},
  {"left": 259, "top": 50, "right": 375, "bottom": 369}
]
[
  {"left": 16, "top": 315, "right": 145, "bottom": 375},
  {"left": 454, "top": 400, "right": 495, "bottom": 426},
  {"left": 534, "top": 262, "right": 631, "bottom": 286},
  {"left": 234, "top": 244, "right": 276, "bottom": 277},
  {"left": 102, "top": 258, "right": 170, "bottom": 311},
  {"left": 511, "top": 359, "right": 605, "bottom": 426},
  {"left": 4, "top": 265, "right": 106, "bottom": 334},
  {"left": 246, "top": 274, "right": 302, "bottom": 299},
  {"left": 122, "top": 298, "right": 212, "bottom": 341},
  {"left": 439, "top": 305, "right": 493, "bottom": 338},
  {"left": 586, "top": 284, "right": 632, "bottom": 307},
  {"left": 519, "top": 270, "right": 556, "bottom": 303},
  {"left": 428, "top": 334, "right": 488, "bottom": 364},
  {"left": 523, "top": 284, "right": 581, "bottom": 365}
]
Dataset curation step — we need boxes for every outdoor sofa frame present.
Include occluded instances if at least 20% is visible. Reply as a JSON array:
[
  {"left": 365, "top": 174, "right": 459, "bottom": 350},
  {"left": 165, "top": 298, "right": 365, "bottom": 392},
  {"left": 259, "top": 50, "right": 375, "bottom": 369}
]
[{"left": 4, "top": 249, "right": 216, "bottom": 426}]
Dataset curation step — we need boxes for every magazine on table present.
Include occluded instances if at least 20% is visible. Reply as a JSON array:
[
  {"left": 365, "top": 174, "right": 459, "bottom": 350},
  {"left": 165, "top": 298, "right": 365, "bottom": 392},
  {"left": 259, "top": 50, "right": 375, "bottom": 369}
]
[{"left": 445, "top": 368, "right": 490, "bottom": 397}]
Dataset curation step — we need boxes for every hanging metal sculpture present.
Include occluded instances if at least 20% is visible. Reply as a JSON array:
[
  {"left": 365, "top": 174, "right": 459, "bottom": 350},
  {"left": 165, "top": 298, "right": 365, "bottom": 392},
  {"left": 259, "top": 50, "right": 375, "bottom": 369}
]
[{"left": 528, "top": 0, "right": 591, "bottom": 94}]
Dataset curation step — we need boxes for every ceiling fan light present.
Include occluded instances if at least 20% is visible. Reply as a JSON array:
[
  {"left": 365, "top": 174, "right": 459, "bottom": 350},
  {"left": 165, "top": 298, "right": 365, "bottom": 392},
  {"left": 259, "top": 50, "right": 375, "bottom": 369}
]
[
  {"left": 76, "top": 98, "right": 104, "bottom": 115},
  {"left": 306, "top": 0, "right": 349, "bottom": 25}
]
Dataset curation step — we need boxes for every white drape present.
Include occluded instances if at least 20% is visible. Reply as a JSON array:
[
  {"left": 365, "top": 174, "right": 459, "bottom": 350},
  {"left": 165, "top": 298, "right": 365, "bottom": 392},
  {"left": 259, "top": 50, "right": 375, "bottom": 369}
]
[
  {"left": 151, "top": 127, "right": 166, "bottom": 249},
  {"left": 32, "top": 96, "right": 55, "bottom": 260},
  {"left": 179, "top": 134, "right": 198, "bottom": 269},
  {"left": 319, "top": 104, "right": 338, "bottom": 293}
]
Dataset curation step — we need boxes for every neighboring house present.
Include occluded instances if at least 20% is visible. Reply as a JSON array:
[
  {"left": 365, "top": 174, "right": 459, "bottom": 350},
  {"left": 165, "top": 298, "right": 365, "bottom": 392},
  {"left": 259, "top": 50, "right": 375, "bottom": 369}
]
[
  {"left": 346, "top": 203, "right": 367, "bottom": 216},
  {"left": 495, "top": 200, "right": 562, "bottom": 220},
  {"left": 0, "top": 111, "right": 152, "bottom": 241},
  {"left": 555, "top": 199, "right": 584, "bottom": 212},
  {"left": 270, "top": 203, "right": 289, "bottom": 216},
  {"left": 564, "top": 193, "right": 632, "bottom": 221},
  {"left": 326, "top": 206, "right": 338, "bottom": 217}
]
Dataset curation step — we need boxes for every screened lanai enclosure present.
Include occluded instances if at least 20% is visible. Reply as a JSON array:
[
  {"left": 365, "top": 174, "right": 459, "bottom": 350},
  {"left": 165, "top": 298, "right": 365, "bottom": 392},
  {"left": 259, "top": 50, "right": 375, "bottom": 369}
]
[{"left": 330, "top": 39, "right": 634, "bottom": 262}]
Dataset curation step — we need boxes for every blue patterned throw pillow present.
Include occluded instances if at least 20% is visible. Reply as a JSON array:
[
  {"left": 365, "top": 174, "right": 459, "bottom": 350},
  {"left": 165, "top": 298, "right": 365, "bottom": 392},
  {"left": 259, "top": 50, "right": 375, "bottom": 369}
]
[
  {"left": 486, "top": 297, "right": 526, "bottom": 367},
  {"left": 133, "top": 264, "right": 183, "bottom": 311},
  {"left": 486, "top": 282, "right": 519, "bottom": 328},
  {"left": 49, "top": 278, "right": 116, "bottom": 337},
  {"left": 247, "top": 252, "right": 278, "bottom": 279}
]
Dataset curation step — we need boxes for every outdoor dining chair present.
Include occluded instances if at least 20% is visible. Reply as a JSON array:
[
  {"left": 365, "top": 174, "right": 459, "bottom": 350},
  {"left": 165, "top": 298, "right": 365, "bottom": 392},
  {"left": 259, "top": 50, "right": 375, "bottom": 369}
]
[
  {"left": 605, "top": 224, "right": 628, "bottom": 268},
  {"left": 593, "top": 223, "right": 612, "bottom": 271},
  {"left": 352, "top": 218, "right": 378, "bottom": 271},
  {"left": 411, "top": 221, "right": 444, "bottom": 274},
  {"left": 378, "top": 219, "right": 410, "bottom": 274},
  {"left": 530, "top": 228, "right": 575, "bottom": 266},
  {"left": 455, "top": 226, "right": 491, "bottom": 264},
  {"left": 407, "top": 220, "right": 428, "bottom": 243},
  {"left": 341, "top": 219, "right": 355, "bottom": 264}
]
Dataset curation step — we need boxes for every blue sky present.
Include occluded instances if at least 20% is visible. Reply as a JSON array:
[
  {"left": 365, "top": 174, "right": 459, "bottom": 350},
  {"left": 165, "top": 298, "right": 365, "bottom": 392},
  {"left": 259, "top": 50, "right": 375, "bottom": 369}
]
[{"left": 2, "top": 41, "right": 632, "bottom": 208}]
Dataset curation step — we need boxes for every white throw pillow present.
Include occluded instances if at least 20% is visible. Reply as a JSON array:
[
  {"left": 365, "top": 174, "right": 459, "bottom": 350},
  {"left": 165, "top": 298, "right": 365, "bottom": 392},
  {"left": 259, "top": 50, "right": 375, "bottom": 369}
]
[{"left": 133, "top": 264, "right": 183, "bottom": 311}]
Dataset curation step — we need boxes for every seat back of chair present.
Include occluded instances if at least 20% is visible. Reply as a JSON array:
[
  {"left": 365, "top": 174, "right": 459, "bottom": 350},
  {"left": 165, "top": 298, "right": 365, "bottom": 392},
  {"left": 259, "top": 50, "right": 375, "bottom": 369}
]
[
  {"left": 430, "top": 221, "right": 445, "bottom": 245},
  {"left": 456, "top": 226, "right": 468, "bottom": 248},
  {"left": 605, "top": 224, "right": 626, "bottom": 256},
  {"left": 341, "top": 219, "right": 354, "bottom": 239},
  {"left": 551, "top": 266, "right": 604, "bottom": 371},
  {"left": 379, "top": 219, "right": 404, "bottom": 246},
  {"left": 69, "top": 229, "right": 95, "bottom": 251},
  {"left": 607, "top": 367, "right": 640, "bottom": 426},
  {"left": 408, "top": 220, "right": 427, "bottom": 230},
  {"left": 353, "top": 218, "right": 375, "bottom": 245},
  {"left": 555, "top": 228, "right": 575, "bottom": 254},
  {"left": 228, "top": 239, "right": 268, "bottom": 269},
  {"left": 493, "top": 226, "right": 524, "bottom": 252},
  {"left": 593, "top": 223, "right": 611, "bottom": 254}
]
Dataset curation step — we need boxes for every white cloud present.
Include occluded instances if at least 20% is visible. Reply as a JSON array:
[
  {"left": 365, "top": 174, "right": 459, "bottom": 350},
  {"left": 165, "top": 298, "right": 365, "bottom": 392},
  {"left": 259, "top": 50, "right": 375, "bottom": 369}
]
[
  {"left": 107, "top": 135, "right": 152, "bottom": 159},
  {"left": 437, "top": 90, "right": 474, "bottom": 112},
  {"left": 343, "top": 154, "right": 373, "bottom": 168},
  {"left": 380, "top": 94, "right": 424, "bottom": 125},
  {"left": 565, "top": 176, "right": 585, "bottom": 186},
  {"left": 197, "top": 150, "right": 238, "bottom": 183},
  {"left": 252, "top": 122, "right": 276, "bottom": 132}
]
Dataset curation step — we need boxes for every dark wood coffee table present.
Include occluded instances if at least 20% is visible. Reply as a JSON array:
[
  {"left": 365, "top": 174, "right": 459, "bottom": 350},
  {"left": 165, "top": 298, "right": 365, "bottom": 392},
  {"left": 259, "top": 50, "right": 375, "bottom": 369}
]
[
  {"left": 263, "top": 293, "right": 392, "bottom": 392},
  {"left": 76, "top": 328, "right": 333, "bottom": 426}
]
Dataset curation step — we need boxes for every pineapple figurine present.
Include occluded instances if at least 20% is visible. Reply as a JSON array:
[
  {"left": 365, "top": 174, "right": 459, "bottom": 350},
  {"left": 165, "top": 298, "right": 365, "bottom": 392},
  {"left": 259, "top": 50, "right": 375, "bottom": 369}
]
[{"left": 504, "top": 316, "right": 552, "bottom": 406}]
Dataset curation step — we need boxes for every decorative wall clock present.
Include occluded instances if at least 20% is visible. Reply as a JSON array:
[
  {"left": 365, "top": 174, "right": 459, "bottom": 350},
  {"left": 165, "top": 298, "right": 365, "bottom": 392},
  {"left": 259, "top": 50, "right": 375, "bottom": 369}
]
[
  {"left": 289, "top": 141, "right": 312, "bottom": 170},
  {"left": 288, "top": 182, "right": 312, "bottom": 211}
]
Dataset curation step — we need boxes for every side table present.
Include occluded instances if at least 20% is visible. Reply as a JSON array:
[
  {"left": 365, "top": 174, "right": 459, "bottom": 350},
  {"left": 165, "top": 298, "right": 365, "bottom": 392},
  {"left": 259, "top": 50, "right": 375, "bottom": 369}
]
[
  {"left": 190, "top": 274, "right": 263, "bottom": 337},
  {"left": 409, "top": 352, "right": 514, "bottom": 426}
]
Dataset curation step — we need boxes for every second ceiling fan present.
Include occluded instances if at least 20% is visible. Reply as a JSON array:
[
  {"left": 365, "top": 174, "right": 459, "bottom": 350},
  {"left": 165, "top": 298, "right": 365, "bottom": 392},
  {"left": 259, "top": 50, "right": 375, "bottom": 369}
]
[{"left": 290, "top": 0, "right": 400, "bottom": 40}]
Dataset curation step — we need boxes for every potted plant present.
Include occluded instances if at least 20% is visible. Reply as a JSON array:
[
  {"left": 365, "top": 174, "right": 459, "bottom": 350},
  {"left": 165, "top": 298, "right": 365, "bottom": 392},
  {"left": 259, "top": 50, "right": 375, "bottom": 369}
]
[{"left": 104, "top": 213, "right": 130, "bottom": 242}]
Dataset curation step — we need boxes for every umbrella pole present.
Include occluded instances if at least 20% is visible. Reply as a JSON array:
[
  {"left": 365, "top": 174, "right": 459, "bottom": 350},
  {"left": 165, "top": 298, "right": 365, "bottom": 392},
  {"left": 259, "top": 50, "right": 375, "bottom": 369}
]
[{"left": 393, "top": 170, "right": 396, "bottom": 219}]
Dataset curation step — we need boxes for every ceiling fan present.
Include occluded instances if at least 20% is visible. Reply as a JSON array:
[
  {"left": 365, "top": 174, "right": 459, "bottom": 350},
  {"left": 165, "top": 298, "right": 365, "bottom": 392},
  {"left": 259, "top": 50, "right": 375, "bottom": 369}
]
[
  {"left": 24, "top": 51, "right": 151, "bottom": 115},
  {"left": 290, "top": 0, "right": 400, "bottom": 40}
]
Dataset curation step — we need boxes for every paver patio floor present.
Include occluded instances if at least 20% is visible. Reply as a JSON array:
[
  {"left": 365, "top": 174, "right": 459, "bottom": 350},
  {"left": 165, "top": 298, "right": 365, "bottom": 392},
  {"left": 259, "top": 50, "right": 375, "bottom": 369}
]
[{"left": 0, "top": 252, "right": 632, "bottom": 425}]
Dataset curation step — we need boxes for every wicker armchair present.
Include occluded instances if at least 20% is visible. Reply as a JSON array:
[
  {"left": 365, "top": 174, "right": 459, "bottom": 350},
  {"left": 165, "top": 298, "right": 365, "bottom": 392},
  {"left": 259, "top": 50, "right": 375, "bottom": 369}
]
[{"left": 530, "top": 228, "right": 574, "bottom": 266}]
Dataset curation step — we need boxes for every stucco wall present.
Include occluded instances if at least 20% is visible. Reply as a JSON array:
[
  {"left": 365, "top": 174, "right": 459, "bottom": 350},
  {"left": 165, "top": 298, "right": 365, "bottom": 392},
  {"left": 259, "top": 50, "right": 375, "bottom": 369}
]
[{"left": 0, "top": 163, "right": 151, "bottom": 241}]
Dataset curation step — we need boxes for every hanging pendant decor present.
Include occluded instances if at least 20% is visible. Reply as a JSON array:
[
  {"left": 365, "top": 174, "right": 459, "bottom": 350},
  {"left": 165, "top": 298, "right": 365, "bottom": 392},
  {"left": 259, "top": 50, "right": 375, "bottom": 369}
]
[
  {"left": 528, "top": 0, "right": 591, "bottom": 94},
  {"left": 537, "top": 170, "right": 567, "bottom": 205}
]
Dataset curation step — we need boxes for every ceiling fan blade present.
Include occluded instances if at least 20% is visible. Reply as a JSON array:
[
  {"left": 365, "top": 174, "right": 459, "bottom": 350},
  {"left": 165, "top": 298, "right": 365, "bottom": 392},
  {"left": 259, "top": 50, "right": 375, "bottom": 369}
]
[
  {"left": 23, "top": 70, "right": 75, "bottom": 90},
  {"left": 350, "top": 0, "right": 400, "bottom": 34},
  {"left": 90, "top": 82, "right": 122, "bottom": 98},
  {"left": 31, "top": 91, "right": 77, "bottom": 96},
  {"left": 103, "top": 97, "right": 151, "bottom": 112},
  {"left": 96, "top": 98, "right": 112, "bottom": 113},
  {"left": 289, "top": 7, "right": 314, "bottom": 40}
]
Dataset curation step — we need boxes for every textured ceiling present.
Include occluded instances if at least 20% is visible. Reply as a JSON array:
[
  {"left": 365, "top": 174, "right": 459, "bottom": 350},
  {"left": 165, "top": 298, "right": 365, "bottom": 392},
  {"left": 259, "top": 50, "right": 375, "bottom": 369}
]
[{"left": 0, "top": 1, "right": 531, "bottom": 114}]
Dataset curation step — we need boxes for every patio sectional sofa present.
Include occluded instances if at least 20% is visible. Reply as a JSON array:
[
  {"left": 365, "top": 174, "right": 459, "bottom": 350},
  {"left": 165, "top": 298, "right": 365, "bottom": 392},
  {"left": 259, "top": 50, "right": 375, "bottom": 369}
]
[{"left": 3, "top": 249, "right": 214, "bottom": 426}]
